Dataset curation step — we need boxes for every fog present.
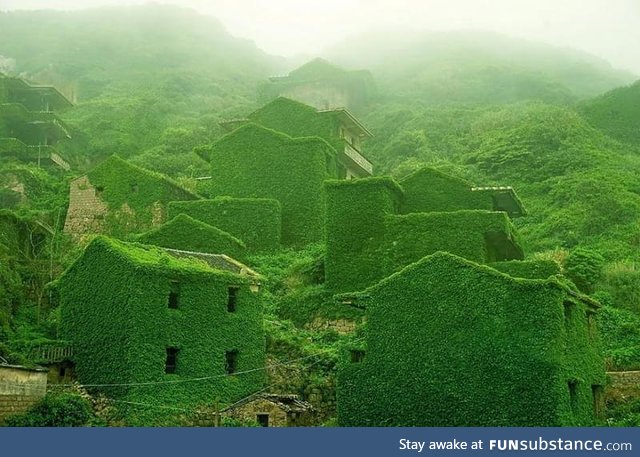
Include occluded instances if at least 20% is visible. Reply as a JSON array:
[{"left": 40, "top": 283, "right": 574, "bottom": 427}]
[{"left": 1, "top": 0, "right": 638, "bottom": 74}]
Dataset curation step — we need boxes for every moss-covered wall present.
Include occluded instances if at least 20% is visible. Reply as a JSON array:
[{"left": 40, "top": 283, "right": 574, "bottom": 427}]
[
  {"left": 399, "top": 167, "right": 493, "bottom": 214},
  {"left": 84, "top": 155, "right": 199, "bottom": 237},
  {"left": 337, "top": 253, "right": 605, "bottom": 426},
  {"left": 59, "top": 237, "right": 265, "bottom": 425},
  {"left": 168, "top": 197, "right": 281, "bottom": 253},
  {"left": 209, "top": 123, "right": 335, "bottom": 247},
  {"left": 491, "top": 259, "right": 561, "bottom": 280},
  {"left": 383, "top": 210, "right": 524, "bottom": 273},
  {"left": 325, "top": 177, "right": 403, "bottom": 293},
  {"left": 135, "top": 214, "right": 246, "bottom": 259}
]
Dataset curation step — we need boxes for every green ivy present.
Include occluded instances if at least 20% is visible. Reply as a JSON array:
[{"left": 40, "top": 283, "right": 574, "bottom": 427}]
[
  {"left": 209, "top": 123, "right": 335, "bottom": 247},
  {"left": 58, "top": 236, "right": 265, "bottom": 425},
  {"left": 169, "top": 197, "right": 281, "bottom": 253},
  {"left": 135, "top": 213, "right": 246, "bottom": 260},
  {"left": 337, "top": 252, "right": 605, "bottom": 426}
]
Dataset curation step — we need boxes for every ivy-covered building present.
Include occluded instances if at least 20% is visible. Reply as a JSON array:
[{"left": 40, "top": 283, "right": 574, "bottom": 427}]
[
  {"left": 209, "top": 123, "right": 336, "bottom": 247},
  {"left": 257, "top": 58, "right": 375, "bottom": 112},
  {"left": 220, "top": 97, "right": 373, "bottom": 179},
  {"left": 337, "top": 252, "right": 605, "bottom": 426},
  {"left": 64, "top": 155, "right": 199, "bottom": 238},
  {"left": 325, "top": 168, "right": 526, "bottom": 293},
  {"left": 57, "top": 236, "right": 265, "bottom": 424},
  {"left": 0, "top": 75, "right": 72, "bottom": 171}
]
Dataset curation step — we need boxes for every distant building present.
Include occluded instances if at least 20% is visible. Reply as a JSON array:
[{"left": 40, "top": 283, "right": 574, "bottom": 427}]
[
  {"left": 0, "top": 75, "right": 72, "bottom": 171},
  {"left": 64, "top": 155, "right": 199, "bottom": 238},
  {"left": 258, "top": 58, "right": 375, "bottom": 112},
  {"left": 337, "top": 252, "right": 605, "bottom": 426},
  {"left": 57, "top": 236, "right": 265, "bottom": 424}
]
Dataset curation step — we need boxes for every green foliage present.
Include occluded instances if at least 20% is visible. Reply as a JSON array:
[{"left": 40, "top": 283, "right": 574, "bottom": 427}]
[
  {"left": 5, "top": 392, "right": 93, "bottom": 427},
  {"left": 337, "top": 253, "right": 604, "bottom": 426},
  {"left": 58, "top": 237, "right": 265, "bottom": 425},
  {"left": 579, "top": 80, "right": 640, "bottom": 145},
  {"left": 135, "top": 214, "right": 246, "bottom": 260},
  {"left": 564, "top": 248, "right": 605, "bottom": 294},
  {"left": 86, "top": 155, "right": 199, "bottom": 236},
  {"left": 169, "top": 197, "right": 281, "bottom": 253},
  {"left": 209, "top": 123, "right": 334, "bottom": 247},
  {"left": 600, "top": 262, "right": 640, "bottom": 313},
  {"left": 596, "top": 306, "right": 640, "bottom": 371},
  {"left": 386, "top": 210, "right": 522, "bottom": 267},
  {"left": 490, "top": 259, "right": 561, "bottom": 280},
  {"left": 325, "top": 177, "right": 403, "bottom": 293}
]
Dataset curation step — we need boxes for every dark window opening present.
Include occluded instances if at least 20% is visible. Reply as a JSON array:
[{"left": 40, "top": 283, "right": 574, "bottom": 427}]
[
  {"left": 256, "top": 414, "right": 269, "bottom": 427},
  {"left": 130, "top": 183, "right": 139, "bottom": 193},
  {"left": 592, "top": 385, "right": 604, "bottom": 419},
  {"left": 59, "top": 365, "right": 66, "bottom": 378},
  {"left": 568, "top": 380, "right": 578, "bottom": 415},
  {"left": 94, "top": 185, "right": 104, "bottom": 196},
  {"left": 563, "top": 300, "right": 574, "bottom": 325},
  {"left": 350, "top": 350, "right": 365, "bottom": 363},
  {"left": 227, "top": 286, "right": 239, "bottom": 312},
  {"left": 168, "top": 281, "right": 180, "bottom": 309},
  {"left": 225, "top": 350, "right": 238, "bottom": 375},
  {"left": 165, "top": 347, "right": 178, "bottom": 374}
]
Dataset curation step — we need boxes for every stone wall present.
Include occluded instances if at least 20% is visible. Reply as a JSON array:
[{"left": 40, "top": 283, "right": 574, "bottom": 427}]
[
  {"left": 0, "top": 365, "right": 48, "bottom": 424},
  {"left": 224, "top": 398, "right": 290, "bottom": 427},
  {"left": 63, "top": 175, "right": 107, "bottom": 235},
  {"left": 606, "top": 371, "right": 640, "bottom": 402},
  {"left": 305, "top": 317, "right": 359, "bottom": 334}
]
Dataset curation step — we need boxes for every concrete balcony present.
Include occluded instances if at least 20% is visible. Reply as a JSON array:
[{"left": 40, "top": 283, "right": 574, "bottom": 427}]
[{"left": 342, "top": 141, "right": 373, "bottom": 176}]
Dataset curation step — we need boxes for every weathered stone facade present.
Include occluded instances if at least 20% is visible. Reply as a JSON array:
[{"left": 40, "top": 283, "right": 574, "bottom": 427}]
[
  {"left": 63, "top": 176, "right": 108, "bottom": 235},
  {"left": 0, "top": 365, "right": 48, "bottom": 424},
  {"left": 606, "top": 371, "right": 640, "bottom": 401},
  {"left": 223, "top": 394, "right": 313, "bottom": 427},
  {"left": 305, "top": 317, "right": 359, "bottom": 334}
]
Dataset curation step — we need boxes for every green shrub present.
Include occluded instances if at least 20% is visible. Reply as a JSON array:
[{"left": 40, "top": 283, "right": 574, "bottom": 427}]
[
  {"left": 564, "top": 248, "right": 605, "bottom": 294},
  {"left": 5, "top": 392, "right": 92, "bottom": 427},
  {"left": 601, "top": 261, "right": 640, "bottom": 313}
]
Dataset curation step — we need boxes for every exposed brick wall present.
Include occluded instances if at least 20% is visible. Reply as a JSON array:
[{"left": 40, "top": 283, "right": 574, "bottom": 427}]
[
  {"left": 63, "top": 176, "right": 107, "bottom": 235},
  {"left": 606, "top": 371, "right": 640, "bottom": 403},
  {"left": 0, "top": 365, "right": 48, "bottom": 424},
  {"left": 224, "top": 398, "right": 289, "bottom": 427}
]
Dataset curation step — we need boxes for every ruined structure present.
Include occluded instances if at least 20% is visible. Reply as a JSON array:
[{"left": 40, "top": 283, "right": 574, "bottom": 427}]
[
  {"left": 337, "top": 253, "right": 605, "bottom": 426},
  {"left": 325, "top": 168, "right": 525, "bottom": 293},
  {"left": 56, "top": 236, "right": 265, "bottom": 424},
  {"left": 0, "top": 75, "right": 72, "bottom": 171},
  {"left": 223, "top": 393, "right": 314, "bottom": 427},
  {"left": 0, "top": 364, "right": 48, "bottom": 425},
  {"left": 258, "top": 58, "right": 375, "bottom": 112},
  {"left": 64, "top": 155, "right": 199, "bottom": 238}
]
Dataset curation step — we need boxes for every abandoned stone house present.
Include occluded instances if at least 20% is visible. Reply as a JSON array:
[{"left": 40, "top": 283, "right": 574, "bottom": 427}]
[
  {"left": 337, "top": 252, "right": 605, "bottom": 426},
  {"left": 257, "top": 58, "right": 375, "bottom": 112},
  {"left": 223, "top": 393, "right": 314, "bottom": 427},
  {"left": 0, "top": 75, "right": 72, "bottom": 172},
  {"left": 63, "top": 155, "right": 199, "bottom": 237},
  {"left": 55, "top": 236, "right": 265, "bottom": 423},
  {"left": 0, "top": 364, "right": 48, "bottom": 425},
  {"left": 325, "top": 167, "right": 526, "bottom": 293},
  {"left": 220, "top": 96, "right": 373, "bottom": 179}
]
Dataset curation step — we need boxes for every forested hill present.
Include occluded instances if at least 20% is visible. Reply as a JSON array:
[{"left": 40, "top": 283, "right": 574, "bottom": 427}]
[
  {"left": 324, "top": 31, "right": 636, "bottom": 105},
  {"left": 0, "top": 4, "right": 284, "bottom": 169}
]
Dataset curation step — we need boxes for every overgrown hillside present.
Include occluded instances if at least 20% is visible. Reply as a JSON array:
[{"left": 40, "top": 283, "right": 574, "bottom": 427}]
[{"left": 0, "top": 4, "right": 283, "bottom": 171}]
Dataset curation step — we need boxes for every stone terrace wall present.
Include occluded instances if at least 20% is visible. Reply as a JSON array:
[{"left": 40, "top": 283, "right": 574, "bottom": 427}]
[{"left": 0, "top": 365, "right": 48, "bottom": 424}]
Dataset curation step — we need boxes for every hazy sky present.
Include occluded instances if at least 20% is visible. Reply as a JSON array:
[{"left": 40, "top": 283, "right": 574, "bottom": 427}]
[{"left": 1, "top": 0, "right": 638, "bottom": 74}]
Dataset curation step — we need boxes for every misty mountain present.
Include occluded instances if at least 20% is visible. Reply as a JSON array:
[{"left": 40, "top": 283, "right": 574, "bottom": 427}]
[
  {"left": 579, "top": 80, "right": 640, "bottom": 146},
  {"left": 324, "top": 31, "right": 636, "bottom": 104}
]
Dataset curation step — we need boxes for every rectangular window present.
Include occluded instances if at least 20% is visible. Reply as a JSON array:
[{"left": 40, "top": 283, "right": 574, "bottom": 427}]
[
  {"left": 165, "top": 347, "right": 179, "bottom": 374},
  {"left": 563, "top": 300, "right": 574, "bottom": 328},
  {"left": 225, "top": 350, "right": 238, "bottom": 375},
  {"left": 256, "top": 414, "right": 269, "bottom": 427},
  {"left": 227, "top": 286, "right": 239, "bottom": 312},
  {"left": 350, "top": 350, "right": 365, "bottom": 363},
  {"left": 168, "top": 281, "right": 180, "bottom": 309},
  {"left": 587, "top": 311, "right": 596, "bottom": 340},
  {"left": 568, "top": 380, "right": 578, "bottom": 415}
]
